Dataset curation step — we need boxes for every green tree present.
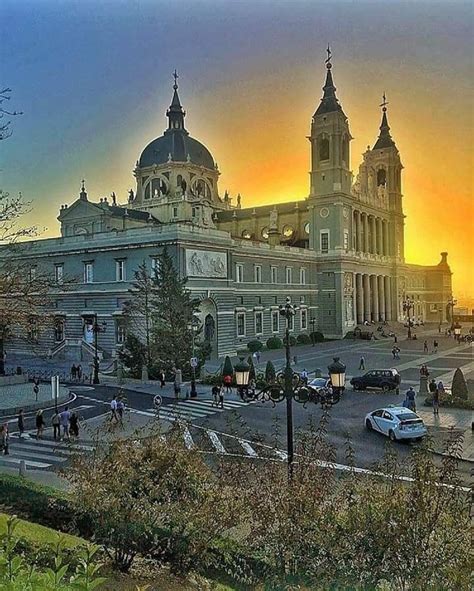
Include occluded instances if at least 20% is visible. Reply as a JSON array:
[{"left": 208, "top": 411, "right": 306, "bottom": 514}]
[
  {"left": 121, "top": 261, "right": 157, "bottom": 371},
  {"left": 264, "top": 360, "right": 276, "bottom": 383},
  {"left": 452, "top": 367, "right": 468, "bottom": 400},
  {"left": 150, "top": 248, "right": 202, "bottom": 375},
  {"left": 222, "top": 355, "right": 233, "bottom": 377},
  {"left": 117, "top": 333, "right": 146, "bottom": 379}
]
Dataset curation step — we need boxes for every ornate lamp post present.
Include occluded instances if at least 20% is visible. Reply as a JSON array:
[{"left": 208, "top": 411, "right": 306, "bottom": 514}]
[
  {"left": 448, "top": 297, "right": 457, "bottom": 332},
  {"left": 91, "top": 314, "right": 107, "bottom": 385},
  {"left": 235, "top": 297, "right": 345, "bottom": 480},
  {"left": 402, "top": 297, "right": 415, "bottom": 340},
  {"left": 188, "top": 315, "right": 201, "bottom": 398},
  {"left": 309, "top": 316, "right": 316, "bottom": 346}
]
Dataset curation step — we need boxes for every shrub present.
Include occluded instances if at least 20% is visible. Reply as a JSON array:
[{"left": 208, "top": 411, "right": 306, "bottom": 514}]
[
  {"left": 266, "top": 337, "right": 283, "bottom": 350},
  {"left": 283, "top": 335, "right": 297, "bottom": 347},
  {"left": 452, "top": 368, "right": 468, "bottom": 400},
  {"left": 222, "top": 355, "right": 234, "bottom": 378},
  {"left": 310, "top": 331, "right": 324, "bottom": 343},
  {"left": 265, "top": 360, "right": 276, "bottom": 383},
  {"left": 247, "top": 340, "right": 263, "bottom": 352},
  {"left": 296, "top": 333, "right": 311, "bottom": 345},
  {"left": 247, "top": 355, "right": 256, "bottom": 381}
]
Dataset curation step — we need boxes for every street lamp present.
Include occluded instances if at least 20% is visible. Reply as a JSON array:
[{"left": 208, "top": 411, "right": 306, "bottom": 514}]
[
  {"left": 235, "top": 297, "right": 343, "bottom": 481},
  {"left": 189, "top": 315, "right": 201, "bottom": 398},
  {"left": 309, "top": 316, "right": 316, "bottom": 346},
  {"left": 328, "top": 357, "right": 346, "bottom": 394},
  {"left": 448, "top": 297, "right": 457, "bottom": 332},
  {"left": 402, "top": 297, "right": 415, "bottom": 340},
  {"left": 91, "top": 314, "right": 107, "bottom": 385}
]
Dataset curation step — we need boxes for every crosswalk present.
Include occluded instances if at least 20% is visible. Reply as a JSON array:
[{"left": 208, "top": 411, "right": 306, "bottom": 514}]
[
  {"left": 149, "top": 398, "right": 252, "bottom": 423},
  {"left": 0, "top": 435, "right": 93, "bottom": 470}
]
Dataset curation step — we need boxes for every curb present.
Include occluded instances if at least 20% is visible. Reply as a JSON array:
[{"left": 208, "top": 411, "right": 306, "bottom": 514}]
[
  {"left": 429, "top": 449, "right": 474, "bottom": 464},
  {"left": 0, "top": 392, "right": 72, "bottom": 418}
]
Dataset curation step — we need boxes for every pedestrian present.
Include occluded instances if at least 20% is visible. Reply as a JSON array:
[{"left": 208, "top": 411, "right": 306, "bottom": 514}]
[
  {"left": 433, "top": 340, "right": 438, "bottom": 353},
  {"left": 17, "top": 409, "right": 25, "bottom": 439},
  {"left": 293, "top": 355, "right": 298, "bottom": 365},
  {"left": 406, "top": 386, "right": 416, "bottom": 412},
  {"left": 256, "top": 350, "right": 261, "bottom": 364},
  {"left": 70, "top": 364, "right": 77, "bottom": 381},
  {"left": 437, "top": 380, "right": 445, "bottom": 395},
  {"left": 223, "top": 373, "right": 232, "bottom": 394},
  {"left": 77, "top": 365, "right": 82, "bottom": 381},
  {"left": 394, "top": 335, "right": 398, "bottom": 344},
  {"left": 423, "top": 340, "right": 428, "bottom": 353},
  {"left": 69, "top": 412, "right": 79, "bottom": 437},
  {"left": 59, "top": 406, "right": 71, "bottom": 441},
  {"left": 432, "top": 386, "right": 440, "bottom": 416},
  {"left": 396, "top": 347, "right": 401, "bottom": 359},
  {"left": 218, "top": 386, "right": 225, "bottom": 409},
  {"left": 33, "top": 377, "right": 40, "bottom": 401},
  {"left": 211, "top": 384, "right": 220, "bottom": 407},
  {"left": 0, "top": 424, "right": 9, "bottom": 455},
  {"left": 159, "top": 369, "right": 166, "bottom": 388},
  {"left": 116, "top": 399, "right": 124, "bottom": 427},
  {"left": 173, "top": 380, "right": 181, "bottom": 398},
  {"left": 359, "top": 356, "right": 365, "bottom": 370},
  {"left": 300, "top": 368, "right": 308, "bottom": 384},
  {"left": 428, "top": 378, "right": 437, "bottom": 395},
  {"left": 35, "top": 409, "right": 45, "bottom": 439},
  {"left": 52, "top": 410, "right": 60, "bottom": 441},
  {"left": 110, "top": 395, "right": 118, "bottom": 422}
]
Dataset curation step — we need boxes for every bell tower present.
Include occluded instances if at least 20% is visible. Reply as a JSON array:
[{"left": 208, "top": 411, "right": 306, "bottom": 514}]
[{"left": 309, "top": 47, "right": 352, "bottom": 198}]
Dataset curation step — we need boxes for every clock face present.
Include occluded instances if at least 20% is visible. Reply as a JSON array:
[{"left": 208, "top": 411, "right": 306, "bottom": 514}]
[
  {"left": 261, "top": 227, "right": 269, "bottom": 239},
  {"left": 282, "top": 225, "right": 294, "bottom": 238},
  {"left": 304, "top": 221, "right": 310, "bottom": 234}
]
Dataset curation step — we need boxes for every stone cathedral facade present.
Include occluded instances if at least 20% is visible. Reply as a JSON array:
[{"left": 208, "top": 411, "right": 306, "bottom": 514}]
[{"left": 1, "top": 57, "right": 453, "bottom": 360}]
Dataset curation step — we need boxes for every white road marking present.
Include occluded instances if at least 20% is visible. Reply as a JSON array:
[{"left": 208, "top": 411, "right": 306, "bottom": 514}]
[
  {"left": 207, "top": 430, "right": 226, "bottom": 453},
  {"left": 239, "top": 440, "right": 257, "bottom": 457},
  {"left": 183, "top": 427, "right": 194, "bottom": 450}
]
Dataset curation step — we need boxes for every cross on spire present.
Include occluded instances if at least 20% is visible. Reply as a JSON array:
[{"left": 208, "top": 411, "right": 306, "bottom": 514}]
[
  {"left": 173, "top": 69, "right": 179, "bottom": 90},
  {"left": 380, "top": 92, "right": 388, "bottom": 112}
]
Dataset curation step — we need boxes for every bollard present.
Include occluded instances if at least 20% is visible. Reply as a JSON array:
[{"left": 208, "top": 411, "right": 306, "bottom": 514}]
[{"left": 19, "top": 460, "right": 26, "bottom": 478}]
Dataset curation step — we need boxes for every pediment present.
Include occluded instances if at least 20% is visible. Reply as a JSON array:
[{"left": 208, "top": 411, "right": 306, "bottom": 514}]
[{"left": 57, "top": 199, "right": 105, "bottom": 221}]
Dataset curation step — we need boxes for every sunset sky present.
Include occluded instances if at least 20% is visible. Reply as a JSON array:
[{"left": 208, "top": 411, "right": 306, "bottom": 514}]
[{"left": 1, "top": 0, "right": 473, "bottom": 299}]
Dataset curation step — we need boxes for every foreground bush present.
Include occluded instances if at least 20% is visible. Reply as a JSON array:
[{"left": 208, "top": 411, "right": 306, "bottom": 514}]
[{"left": 266, "top": 336, "right": 283, "bottom": 349}]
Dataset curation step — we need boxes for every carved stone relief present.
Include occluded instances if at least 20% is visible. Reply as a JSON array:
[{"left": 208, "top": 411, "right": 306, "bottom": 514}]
[{"left": 186, "top": 249, "right": 227, "bottom": 278}]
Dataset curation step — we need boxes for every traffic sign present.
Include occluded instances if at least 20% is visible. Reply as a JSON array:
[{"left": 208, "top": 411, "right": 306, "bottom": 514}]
[{"left": 190, "top": 357, "right": 198, "bottom": 368}]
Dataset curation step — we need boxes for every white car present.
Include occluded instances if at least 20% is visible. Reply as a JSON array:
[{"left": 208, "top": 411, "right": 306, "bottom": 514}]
[{"left": 365, "top": 406, "right": 428, "bottom": 442}]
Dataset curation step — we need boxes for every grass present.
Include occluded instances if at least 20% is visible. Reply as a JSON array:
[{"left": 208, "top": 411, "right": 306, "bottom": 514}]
[{"left": 0, "top": 512, "right": 85, "bottom": 549}]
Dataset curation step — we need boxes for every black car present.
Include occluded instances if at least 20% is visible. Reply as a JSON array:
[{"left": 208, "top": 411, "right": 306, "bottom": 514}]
[{"left": 350, "top": 369, "right": 400, "bottom": 393}]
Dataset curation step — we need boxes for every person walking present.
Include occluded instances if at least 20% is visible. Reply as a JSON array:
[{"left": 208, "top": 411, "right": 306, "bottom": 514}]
[
  {"left": 223, "top": 373, "right": 232, "bottom": 394},
  {"left": 51, "top": 410, "right": 60, "bottom": 441},
  {"left": 116, "top": 399, "right": 124, "bottom": 427},
  {"left": 69, "top": 412, "right": 79, "bottom": 438},
  {"left": 211, "top": 384, "right": 220, "bottom": 407},
  {"left": 0, "top": 424, "right": 9, "bottom": 455},
  {"left": 110, "top": 395, "right": 118, "bottom": 422},
  {"left": 35, "top": 410, "right": 45, "bottom": 439},
  {"left": 159, "top": 370, "right": 166, "bottom": 389},
  {"left": 255, "top": 350, "right": 261, "bottom": 364},
  {"left": 437, "top": 380, "right": 445, "bottom": 395},
  {"left": 77, "top": 365, "right": 82, "bottom": 381},
  {"left": 405, "top": 386, "right": 417, "bottom": 412},
  {"left": 423, "top": 340, "right": 428, "bottom": 353},
  {"left": 70, "top": 364, "right": 77, "bottom": 381},
  {"left": 17, "top": 409, "right": 25, "bottom": 439},
  {"left": 433, "top": 340, "right": 438, "bottom": 353},
  {"left": 359, "top": 356, "right": 365, "bottom": 370},
  {"left": 432, "top": 386, "right": 440, "bottom": 416},
  {"left": 33, "top": 377, "right": 40, "bottom": 401},
  {"left": 300, "top": 368, "right": 308, "bottom": 384},
  {"left": 218, "top": 386, "right": 225, "bottom": 409},
  {"left": 59, "top": 406, "right": 71, "bottom": 441}
]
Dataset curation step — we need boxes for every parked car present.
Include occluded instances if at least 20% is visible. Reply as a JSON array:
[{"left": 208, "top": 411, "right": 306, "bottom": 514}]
[
  {"left": 365, "top": 407, "right": 427, "bottom": 442},
  {"left": 350, "top": 369, "right": 400, "bottom": 392},
  {"left": 307, "top": 377, "right": 331, "bottom": 393}
]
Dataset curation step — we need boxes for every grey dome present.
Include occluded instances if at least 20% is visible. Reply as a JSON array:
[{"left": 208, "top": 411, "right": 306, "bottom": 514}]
[{"left": 139, "top": 129, "right": 215, "bottom": 170}]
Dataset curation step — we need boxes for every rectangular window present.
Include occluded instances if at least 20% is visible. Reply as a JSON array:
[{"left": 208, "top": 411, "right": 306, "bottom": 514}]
[
  {"left": 54, "top": 320, "right": 64, "bottom": 342},
  {"left": 84, "top": 262, "right": 94, "bottom": 284},
  {"left": 272, "top": 310, "right": 279, "bottom": 333},
  {"left": 271, "top": 266, "right": 278, "bottom": 284},
  {"left": 173, "top": 206, "right": 178, "bottom": 218},
  {"left": 320, "top": 232, "right": 329, "bottom": 253},
  {"left": 236, "top": 312, "right": 246, "bottom": 337},
  {"left": 286, "top": 267, "right": 292, "bottom": 284},
  {"left": 301, "top": 309, "right": 307, "bottom": 330},
  {"left": 254, "top": 265, "right": 262, "bottom": 283},
  {"left": 255, "top": 311, "right": 263, "bottom": 335},
  {"left": 54, "top": 264, "right": 64, "bottom": 283},
  {"left": 300, "top": 267, "right": 306, "bottom": 285},
  {"left": 116, "top": 260, "right": 125, "bottom": 282},
  {"left": 236, "top": 263, "right": 244, "bottom": 283},
  {"left": 116, "top": 324, "right": 126, "bottom": 344},
  {"left": 344, "top": 230, "right": 349, "bottom": 251},
  {"left": 151, "top": 257, "right": 161, "bottom": 277}
]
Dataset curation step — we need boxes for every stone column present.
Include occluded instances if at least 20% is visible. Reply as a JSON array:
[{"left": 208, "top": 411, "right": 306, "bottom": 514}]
[
  {"left": 371, "top": 274, "right": 379, "bottom": 321},
  {"left": 385, "top": 276, "right": 392, "bottom": 320},
  {"left": 377, "top": 218, "right": 383, "bottom": 255},
  {"left": 356, "top": 273, "right": 364, "bottom": 324},
  {"left": 355, "top": 212, "right": 361, "bottom": 251},
  {"left": 383, "top": 220, "right": 389, "bottom": 255},
  {"left": 364, "top": 214, "right": 369, "bottom": 253},
  {"left": 378, "top": 275, "right": 386, "bottom": 320},
  {"left": 371, "top": 217, "right": 377, "bottom": 254},
  {"left": 363, "top": 274, "right": 371, "bottom": 321}
]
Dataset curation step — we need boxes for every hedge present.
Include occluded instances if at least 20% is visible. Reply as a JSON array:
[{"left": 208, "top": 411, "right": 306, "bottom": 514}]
[
  {"left": 283, "top": 335, "right": 297, "bottom": 347},
  {"left": 266, "top": 337, "right": 283, "bottom": 350},
  {"left": 247, "top": 340, "right": 264, "bottom": 353},
  {"left": 296, "top": 333, "right": 311, "bottom": 345},
  {"left": 310, "top": 331, "right": 325, "bottom": 343}
]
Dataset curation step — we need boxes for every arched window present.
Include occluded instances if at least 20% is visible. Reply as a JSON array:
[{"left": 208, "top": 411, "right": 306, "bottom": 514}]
[
  {"left": 377, "top": 169, "right": 387, "bottom": 187},
  {"left": 144, "top": 184, "right": 150, "bottom": 200},
  {"left": 319, "top": 137, "right": 329, "bottom": 161},
  {"left": 177, "top": 175, "right": 182, "bottom": 188}
]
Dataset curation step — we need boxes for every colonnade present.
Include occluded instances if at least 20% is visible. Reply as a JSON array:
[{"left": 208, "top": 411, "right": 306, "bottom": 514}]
[
  {"left": 353, "top": 211, "right": 390, "bottom": 256},
  {"left": 354, "top": 273, "right": 393, "bottom": 323}
]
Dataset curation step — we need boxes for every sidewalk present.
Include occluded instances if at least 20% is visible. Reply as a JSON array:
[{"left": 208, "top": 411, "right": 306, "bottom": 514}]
[{"left": 417, "top": 406, "right": 473, "bottom": 461}]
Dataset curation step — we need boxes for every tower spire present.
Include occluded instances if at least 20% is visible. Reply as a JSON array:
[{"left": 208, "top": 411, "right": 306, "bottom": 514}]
[
  {"left": 166, "top": 69, "right": 187, "bottom": 132},
  {"left": 314, "top": 45, "right": 344, "bottom": 117},
  {"left": 79, "top": 179, "right": 88, "bottom": 201},
  {"left": 373, "top": 93, "right": 396, "bottom": 150}
]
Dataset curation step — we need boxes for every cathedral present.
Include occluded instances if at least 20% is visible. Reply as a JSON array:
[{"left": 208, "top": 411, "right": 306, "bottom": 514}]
[{"left": 2, "top": 55, "right": 453, "bottom": 360}]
